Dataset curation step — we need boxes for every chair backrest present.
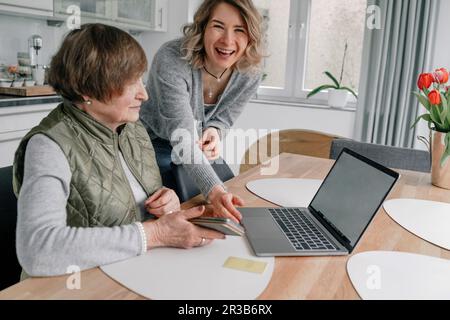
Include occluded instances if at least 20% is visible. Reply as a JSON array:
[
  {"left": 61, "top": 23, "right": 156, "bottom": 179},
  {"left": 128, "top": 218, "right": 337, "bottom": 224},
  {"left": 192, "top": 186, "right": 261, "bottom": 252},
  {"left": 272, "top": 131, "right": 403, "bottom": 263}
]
[
  {"left": 239, "top": 129, "right": 341, "bottom": 174},
  {"left": 171, "top": 159, "right": 235, "bottom": 203},
  {"left": 0, "top": 166, "right": 21, "bottom": 290},
  {"left": 330, "top": 139, "right": 431, "bottom": 173}
]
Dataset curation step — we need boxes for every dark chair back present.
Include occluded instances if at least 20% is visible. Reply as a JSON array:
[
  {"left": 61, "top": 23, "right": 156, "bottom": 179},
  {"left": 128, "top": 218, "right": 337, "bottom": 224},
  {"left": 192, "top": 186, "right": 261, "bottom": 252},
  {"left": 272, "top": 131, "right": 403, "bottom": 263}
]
[
  {"left": 171, "top": 159, "right": 235, "bottom": 202},
  {"left": 0, "top": 166, "right": 21, "bottom": 290},
  {"left": 330, "top": 139, "right": 431, "bottom": 172}
]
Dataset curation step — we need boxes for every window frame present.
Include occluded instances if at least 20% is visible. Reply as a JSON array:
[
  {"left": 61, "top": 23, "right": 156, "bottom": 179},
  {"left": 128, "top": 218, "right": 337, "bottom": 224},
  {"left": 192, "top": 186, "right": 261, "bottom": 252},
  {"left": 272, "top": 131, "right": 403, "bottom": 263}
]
[{"left": 256, "top": 0, "right": 360, "bottom": 108}]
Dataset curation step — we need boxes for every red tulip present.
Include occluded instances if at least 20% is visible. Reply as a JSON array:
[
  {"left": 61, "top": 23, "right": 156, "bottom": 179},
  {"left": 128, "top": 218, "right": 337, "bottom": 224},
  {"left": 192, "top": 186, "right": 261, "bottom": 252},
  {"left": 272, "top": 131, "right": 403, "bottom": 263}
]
[
  {"left": 417, "top": 73, "right": 434, "bottom": 90},
  {"left": 434, "top": 68, "right": 449, "bottom": 84},
  {"left": 428, "top": 90, "right": 441, "bottom": 105}
]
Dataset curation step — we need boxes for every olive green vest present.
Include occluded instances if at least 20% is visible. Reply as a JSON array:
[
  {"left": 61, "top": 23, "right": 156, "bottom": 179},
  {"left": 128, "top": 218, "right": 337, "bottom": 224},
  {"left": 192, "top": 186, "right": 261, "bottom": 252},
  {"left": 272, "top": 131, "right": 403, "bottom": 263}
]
[{"left": 13, "top": 100, "right": 162, "bottom": 228}]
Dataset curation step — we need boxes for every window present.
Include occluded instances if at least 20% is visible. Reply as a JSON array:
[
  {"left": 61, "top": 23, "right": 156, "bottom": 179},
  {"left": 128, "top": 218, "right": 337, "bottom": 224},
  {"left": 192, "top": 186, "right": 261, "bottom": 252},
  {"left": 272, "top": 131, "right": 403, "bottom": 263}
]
[{"left": 254, "top": 0, "right": 367, "bottom": 106}]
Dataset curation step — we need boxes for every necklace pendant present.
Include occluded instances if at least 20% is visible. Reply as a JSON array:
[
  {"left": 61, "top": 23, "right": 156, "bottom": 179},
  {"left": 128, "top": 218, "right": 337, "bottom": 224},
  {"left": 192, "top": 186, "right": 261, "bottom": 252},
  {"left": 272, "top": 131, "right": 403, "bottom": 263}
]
[{"left": 208, "top": 87, "right": 213, "bottom": 99}]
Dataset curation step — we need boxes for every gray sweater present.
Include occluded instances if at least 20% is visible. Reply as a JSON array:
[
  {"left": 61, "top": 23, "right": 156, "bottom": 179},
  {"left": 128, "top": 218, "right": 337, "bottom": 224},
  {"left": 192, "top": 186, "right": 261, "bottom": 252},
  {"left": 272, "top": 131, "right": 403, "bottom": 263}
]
[
  {"left": 16, "top": 134, "right": 148, "bottom": 277},
  {"left": 140, "top": 39, "right": 261, "bottom": 197}
]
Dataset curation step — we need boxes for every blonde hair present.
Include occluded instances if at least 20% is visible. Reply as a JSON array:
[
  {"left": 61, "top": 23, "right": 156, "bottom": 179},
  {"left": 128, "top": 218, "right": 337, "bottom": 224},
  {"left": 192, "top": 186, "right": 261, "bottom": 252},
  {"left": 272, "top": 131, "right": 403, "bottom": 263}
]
[{"left": 181, "top": 0, "right": 264, "bottom": 72}]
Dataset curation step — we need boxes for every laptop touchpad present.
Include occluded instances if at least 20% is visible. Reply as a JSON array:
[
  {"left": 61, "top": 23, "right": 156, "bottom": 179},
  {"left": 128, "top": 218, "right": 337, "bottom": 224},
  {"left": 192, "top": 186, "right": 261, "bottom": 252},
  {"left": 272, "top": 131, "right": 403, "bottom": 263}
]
[{"left": 244, "top": 216, "right": 286, "bottom": 240}]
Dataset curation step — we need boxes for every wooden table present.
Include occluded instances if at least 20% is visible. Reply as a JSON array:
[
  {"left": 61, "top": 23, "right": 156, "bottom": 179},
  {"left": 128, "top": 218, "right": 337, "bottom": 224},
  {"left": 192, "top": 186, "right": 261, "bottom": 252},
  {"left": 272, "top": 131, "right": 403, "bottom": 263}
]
[{"left": 1, "top": 153, "right": 449, "bottom": 300}]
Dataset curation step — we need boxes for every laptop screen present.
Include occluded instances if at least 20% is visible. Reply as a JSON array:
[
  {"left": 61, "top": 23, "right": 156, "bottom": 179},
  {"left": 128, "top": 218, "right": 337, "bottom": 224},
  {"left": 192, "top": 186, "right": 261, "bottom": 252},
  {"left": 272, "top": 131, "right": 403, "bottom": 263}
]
[{"left": 309, "top": 149, "right": 398, "bottom": 249}]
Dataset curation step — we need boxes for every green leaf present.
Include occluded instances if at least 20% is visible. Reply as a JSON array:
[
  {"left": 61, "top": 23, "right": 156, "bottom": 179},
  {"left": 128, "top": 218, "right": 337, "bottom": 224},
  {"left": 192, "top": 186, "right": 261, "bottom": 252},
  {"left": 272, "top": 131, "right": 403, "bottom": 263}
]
[
  {"left": 441, "top": 92, "right": 448, "bottom": 106},
  {"left": 324, "top": 71, "right": 340, "bottom": 88},
  {"left": 429, "top": 105, "right": 443, "bottom": 128},
  {"left": 340, "top": 86, "right": 358, "bottom": 99},
  {"left": 307, "top": 84, "right": 338, "bottom": 98},
  {"left": 413, "top": 92, "right": 431, "bottom": 112},
  {"left": 440, "top": 93, "right": 448, "bottom": 115},
  {"left": 411, "top": 114, "right": 432, "bottom": 129}
]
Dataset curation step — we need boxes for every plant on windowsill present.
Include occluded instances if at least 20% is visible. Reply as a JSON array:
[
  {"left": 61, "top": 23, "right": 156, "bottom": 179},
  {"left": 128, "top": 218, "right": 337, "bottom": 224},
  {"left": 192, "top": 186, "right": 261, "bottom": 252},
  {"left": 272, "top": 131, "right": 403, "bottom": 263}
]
[
  {"left": 412, "top": 67, "right": 450, "bottom": 189},
  {"left": 306, "top": 42, "right": 358, "bottom": 108}
]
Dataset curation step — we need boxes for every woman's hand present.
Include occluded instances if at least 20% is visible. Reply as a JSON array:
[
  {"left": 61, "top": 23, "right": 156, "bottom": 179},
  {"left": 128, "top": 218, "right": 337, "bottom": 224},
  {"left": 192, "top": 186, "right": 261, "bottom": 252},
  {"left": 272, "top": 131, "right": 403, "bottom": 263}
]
[
  {"left": 207, "top": 185, "right": 244, "bottom": 224},
  {"left": 199, "top": 127, "right": 221, "bottom": 160},
  {"left": 145, "top": 187, "right": 180, "bottom": 217},
  {"left": 142, "top": 206, "right": 225, "bottom": 249}
]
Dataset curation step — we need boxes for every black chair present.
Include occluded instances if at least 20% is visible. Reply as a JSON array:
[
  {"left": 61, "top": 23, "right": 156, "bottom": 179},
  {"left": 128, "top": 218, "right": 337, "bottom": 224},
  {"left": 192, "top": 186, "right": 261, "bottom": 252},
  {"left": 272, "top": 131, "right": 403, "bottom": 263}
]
[
  {"left": 171, "top": 159, "right": 235, "bottom": 202},
  {"left": 330, "top": 139, "right": 431, "bottom": 173},
  {"left": 0, "top": 166, "right": 21, "bottom": 290}
]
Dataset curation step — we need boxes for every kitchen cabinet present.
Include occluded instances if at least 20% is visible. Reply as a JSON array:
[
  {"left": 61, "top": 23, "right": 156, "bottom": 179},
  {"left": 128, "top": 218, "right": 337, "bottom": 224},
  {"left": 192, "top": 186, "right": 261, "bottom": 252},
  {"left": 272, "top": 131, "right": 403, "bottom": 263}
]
[
  {"left": 0, "top": 103, "right": 56, "bottom": 167},
  {"left": 54, "top": 0, "right": 110, "bottom": 20},
  {"left": 152, "top": 0, "right": 168, "bottom": 32},
  {"left": 53, "top": 0, "right": 168, "bottom": 32},
  {"left": 0, "top": 0, "right": 53, "bottom": 17}
]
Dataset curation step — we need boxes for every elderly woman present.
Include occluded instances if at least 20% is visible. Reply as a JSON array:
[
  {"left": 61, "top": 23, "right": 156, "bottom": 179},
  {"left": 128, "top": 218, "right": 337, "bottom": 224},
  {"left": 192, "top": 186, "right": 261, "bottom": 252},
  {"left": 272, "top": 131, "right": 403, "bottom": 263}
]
[
  {"left": 140, "top": 0, "right": 264, "bottom": 223},
  {"left": 13, "top": 24, "right": 224, "bottom": 278}
]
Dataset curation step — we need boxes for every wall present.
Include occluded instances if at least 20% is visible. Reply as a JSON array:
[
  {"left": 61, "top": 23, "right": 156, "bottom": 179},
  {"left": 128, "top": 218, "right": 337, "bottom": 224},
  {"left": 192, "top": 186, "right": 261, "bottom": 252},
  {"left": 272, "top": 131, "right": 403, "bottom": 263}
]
[
  {"left": 138, "top": 0, "right": 187, "bottom": 62},
  {"left": 139, "top": 0, "right": 201, "bottom": 81},
  {"left": 223, "top": 102, "right": 355, "bottom": 174},
  {"left": 431, "top": 0, "right": 450, "bottom": 69},
  {"left": 0, "top": 13, "right": 67, "bottom": 67}
]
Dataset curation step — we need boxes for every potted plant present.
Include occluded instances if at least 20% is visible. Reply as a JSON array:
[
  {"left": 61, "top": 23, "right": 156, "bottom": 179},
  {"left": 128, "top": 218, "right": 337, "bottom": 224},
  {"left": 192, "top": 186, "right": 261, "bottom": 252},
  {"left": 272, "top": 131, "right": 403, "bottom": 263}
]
[
  {"left": 412, "top": 67, "right": 450, "bottom": 189},
  {"left": 307, "top": 42, "right": 358, "bottom": 108}
]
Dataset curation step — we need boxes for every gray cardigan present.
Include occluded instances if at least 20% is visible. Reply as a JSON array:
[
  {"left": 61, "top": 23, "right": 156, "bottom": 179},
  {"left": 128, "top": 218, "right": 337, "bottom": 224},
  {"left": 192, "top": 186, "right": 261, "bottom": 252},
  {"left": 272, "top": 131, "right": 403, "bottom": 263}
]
[{"left": 140, "top": 39, "right": 261, "bottom": 197}]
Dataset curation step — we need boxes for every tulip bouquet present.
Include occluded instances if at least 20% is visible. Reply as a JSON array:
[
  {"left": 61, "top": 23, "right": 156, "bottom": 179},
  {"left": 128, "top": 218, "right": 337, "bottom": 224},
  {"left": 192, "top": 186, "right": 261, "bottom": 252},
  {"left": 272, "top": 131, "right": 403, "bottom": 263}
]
[{"left": 412, "top": 67, "right": 450, "bottom": 165}]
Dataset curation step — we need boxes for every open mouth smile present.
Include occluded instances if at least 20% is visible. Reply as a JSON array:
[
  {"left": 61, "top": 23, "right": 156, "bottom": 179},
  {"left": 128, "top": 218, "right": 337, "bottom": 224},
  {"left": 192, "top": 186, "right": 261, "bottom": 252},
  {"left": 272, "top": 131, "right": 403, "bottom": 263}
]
[{"left": 215, "top": 48, "right": 236, "bottom": 57}]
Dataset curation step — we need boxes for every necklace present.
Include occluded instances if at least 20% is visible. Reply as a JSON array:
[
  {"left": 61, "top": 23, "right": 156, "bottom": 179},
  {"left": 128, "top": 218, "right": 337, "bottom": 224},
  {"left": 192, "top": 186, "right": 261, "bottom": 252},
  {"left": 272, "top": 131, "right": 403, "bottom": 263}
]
[{"left": 203, "top": 65, "right": 228, "bottom": 99}]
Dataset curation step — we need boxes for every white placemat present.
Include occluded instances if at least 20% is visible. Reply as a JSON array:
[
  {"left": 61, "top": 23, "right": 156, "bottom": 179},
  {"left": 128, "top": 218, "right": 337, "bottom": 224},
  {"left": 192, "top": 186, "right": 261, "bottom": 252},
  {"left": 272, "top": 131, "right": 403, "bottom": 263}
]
[
  {"left": 347, "top": 251, "right": 450, "bottom": 300},
  {"left": 101, "top": 236, "right": 274, "bottom": 300},
  {"left": 383, "top": 199, "right": 450, "bottom": 250},
  {"left": 246, "top": 179, "right": 323, "bottom": 207}
]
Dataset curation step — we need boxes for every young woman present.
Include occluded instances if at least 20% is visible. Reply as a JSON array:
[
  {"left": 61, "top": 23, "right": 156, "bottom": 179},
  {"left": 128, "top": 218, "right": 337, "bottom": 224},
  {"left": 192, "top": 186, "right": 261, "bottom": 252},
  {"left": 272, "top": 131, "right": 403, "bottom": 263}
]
[{"left": 140, "top": 0, "right": 264, "bottom": 223}]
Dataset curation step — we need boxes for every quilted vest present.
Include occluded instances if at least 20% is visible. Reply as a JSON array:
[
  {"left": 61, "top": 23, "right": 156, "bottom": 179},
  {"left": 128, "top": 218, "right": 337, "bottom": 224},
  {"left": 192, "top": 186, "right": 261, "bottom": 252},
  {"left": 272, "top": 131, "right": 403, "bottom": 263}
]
[{"left": 13, "top": 100, "right": 162, "bottom": 228}]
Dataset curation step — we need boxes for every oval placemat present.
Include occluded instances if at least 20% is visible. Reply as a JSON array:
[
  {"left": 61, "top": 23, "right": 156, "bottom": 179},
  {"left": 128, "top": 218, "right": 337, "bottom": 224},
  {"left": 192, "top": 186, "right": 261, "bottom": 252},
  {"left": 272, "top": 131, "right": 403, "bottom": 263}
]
[
  {"left": 101, "top": 236, "right": 274, "bottom": 300},
  {"left": 347, "top": 251, "right": 450, "bottom": 300},
  {"left": 383, "top": 199, "right": 450, "bottom": 250},
  {"left": 246, "top": 178, "right": 323, "bottom": 207}
]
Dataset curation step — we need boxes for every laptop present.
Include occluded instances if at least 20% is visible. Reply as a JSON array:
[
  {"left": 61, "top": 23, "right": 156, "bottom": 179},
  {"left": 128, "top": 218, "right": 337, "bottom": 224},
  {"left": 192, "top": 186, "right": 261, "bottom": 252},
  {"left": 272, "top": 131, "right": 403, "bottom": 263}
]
[{"left": 239, "top": 148, "right": 399, "bottom": 256}]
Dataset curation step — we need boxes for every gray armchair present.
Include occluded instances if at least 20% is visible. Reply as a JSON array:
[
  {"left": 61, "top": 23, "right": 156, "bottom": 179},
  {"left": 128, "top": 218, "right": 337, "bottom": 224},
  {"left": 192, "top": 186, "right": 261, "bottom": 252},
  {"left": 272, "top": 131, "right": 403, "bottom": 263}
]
[{"left": 330, "top": 139, "right": 431, "bottom": 173}]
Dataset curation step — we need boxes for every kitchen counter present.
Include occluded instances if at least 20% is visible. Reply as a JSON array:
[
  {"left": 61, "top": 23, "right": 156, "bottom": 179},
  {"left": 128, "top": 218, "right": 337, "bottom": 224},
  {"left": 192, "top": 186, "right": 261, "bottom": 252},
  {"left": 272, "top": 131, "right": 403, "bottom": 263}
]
[{"left": 0, "top": 94, "right": 62, "bottom": 108}]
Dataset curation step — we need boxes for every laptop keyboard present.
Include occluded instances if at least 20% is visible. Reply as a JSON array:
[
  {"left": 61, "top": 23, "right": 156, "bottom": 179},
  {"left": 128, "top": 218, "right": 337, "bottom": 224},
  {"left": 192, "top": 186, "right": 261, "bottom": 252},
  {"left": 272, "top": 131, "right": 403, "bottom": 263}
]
[{"left": 269, "top": 208, "right": 338, "bottom": 251}]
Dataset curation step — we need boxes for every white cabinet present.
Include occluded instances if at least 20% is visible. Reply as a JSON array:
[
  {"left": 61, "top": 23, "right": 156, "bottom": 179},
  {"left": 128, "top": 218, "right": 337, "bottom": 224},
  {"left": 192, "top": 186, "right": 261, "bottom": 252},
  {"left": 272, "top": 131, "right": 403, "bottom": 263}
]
[
  {"left": 115, "top": 0, "right": 153, "bottom": 27},
  {"left": 151, "top": 0, "right": 168, "bottom": 32},
  {"left": 53, "top": 0, "right": 168, "bottom": 32},
  {"left": 0, "top": 103, "right": 56, "bottom": 167},
  {"left": 0, "top": 0, "right": 53, "bottom": 17},
  {"left": 54, "top": 0, "right": 110, "bottom": 19}
]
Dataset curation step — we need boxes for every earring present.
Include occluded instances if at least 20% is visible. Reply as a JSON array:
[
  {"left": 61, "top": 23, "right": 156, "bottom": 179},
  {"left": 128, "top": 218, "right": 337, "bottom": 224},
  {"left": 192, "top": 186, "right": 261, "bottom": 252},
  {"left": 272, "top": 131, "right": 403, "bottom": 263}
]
[{"left": 85, "top": 100, "right": 92, "bottom": 105}]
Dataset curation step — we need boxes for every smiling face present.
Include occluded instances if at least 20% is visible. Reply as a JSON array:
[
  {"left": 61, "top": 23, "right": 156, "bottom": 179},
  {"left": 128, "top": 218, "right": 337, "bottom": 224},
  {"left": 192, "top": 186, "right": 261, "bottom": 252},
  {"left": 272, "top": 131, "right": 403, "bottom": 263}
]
[
  {"left": 203, "top": 2, "right": 249, "bottom": 72},
  {"left": 80, "top": 77, "right": 148, "bottom": 132}
]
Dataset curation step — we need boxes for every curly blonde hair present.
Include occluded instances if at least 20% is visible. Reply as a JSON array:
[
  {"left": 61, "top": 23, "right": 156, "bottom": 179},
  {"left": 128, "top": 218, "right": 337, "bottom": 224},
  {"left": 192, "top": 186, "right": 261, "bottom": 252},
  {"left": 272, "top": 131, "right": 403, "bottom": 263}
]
[{"left": 181, "top": 0, "right": 264, "bottom": 72}]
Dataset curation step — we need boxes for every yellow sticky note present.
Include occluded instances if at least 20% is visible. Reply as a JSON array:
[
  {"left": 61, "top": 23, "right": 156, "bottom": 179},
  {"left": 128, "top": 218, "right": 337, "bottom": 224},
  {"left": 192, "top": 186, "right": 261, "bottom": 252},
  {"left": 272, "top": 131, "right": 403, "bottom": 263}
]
[{"left": 223, "top": 257, "right": 267, "bottom": 274}]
